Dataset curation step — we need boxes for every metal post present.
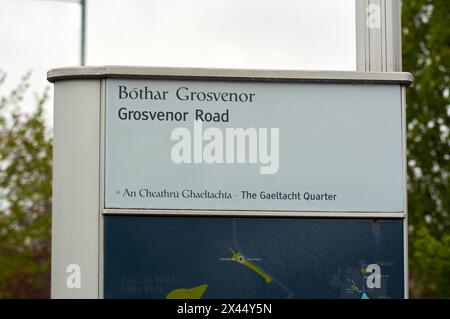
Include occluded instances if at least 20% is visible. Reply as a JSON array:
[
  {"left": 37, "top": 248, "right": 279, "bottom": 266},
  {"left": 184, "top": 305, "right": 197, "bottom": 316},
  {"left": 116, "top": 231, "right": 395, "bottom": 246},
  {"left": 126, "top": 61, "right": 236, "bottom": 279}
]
[
  {"left": 355, "top": 0, "right": 402, "bottom": 72},
  {"left": 355, "top": 0, "right": 408, "bottom": 299},
  {"left": 38, "top": 0, "right": 87, "bottom": 65},
  {"left": 80, "top": 0, "right": 86, "bottom": 66}
]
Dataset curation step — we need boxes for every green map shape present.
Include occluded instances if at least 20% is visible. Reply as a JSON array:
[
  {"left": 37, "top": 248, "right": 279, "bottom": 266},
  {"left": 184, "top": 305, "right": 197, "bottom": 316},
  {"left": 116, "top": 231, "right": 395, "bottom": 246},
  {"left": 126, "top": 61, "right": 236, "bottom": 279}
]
[{"left": 165, "top": 284, "right": 208, "bottom": 299}]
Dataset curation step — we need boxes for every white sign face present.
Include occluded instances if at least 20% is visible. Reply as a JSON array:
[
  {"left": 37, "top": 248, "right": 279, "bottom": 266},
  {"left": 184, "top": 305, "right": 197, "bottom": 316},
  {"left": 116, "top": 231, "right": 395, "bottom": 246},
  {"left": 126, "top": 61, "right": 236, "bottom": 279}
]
[{"left": 104, "top": 78, "right": 404, "bottom": 213}]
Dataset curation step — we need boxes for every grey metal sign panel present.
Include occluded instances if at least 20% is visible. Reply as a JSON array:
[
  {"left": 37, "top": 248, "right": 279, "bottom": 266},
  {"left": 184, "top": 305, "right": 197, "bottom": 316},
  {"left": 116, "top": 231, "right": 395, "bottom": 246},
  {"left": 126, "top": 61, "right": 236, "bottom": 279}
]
[
  {"left": 105, "top": 78, "right": 404, "bottom": 213},
  {"left": 103, "top": 216, "right": 404, "bottom": 299}
]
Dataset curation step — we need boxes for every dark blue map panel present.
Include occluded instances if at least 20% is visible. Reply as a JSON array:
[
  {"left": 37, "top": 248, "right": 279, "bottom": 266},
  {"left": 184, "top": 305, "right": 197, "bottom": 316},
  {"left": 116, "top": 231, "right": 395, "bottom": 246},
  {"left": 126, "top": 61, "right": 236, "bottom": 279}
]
[{"left": 104, "top": 216, "right": 404, "bottom": 299}]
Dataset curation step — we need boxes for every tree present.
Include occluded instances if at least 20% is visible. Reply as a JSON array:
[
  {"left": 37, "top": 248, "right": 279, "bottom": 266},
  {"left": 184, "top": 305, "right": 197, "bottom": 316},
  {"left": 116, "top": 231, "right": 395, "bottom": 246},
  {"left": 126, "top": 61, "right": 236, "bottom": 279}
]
[
  {"left": 402, "top": 0, "right": 450, "bottom": 297},
  {"left": 0, "top": 71, "right": 52, "bottom": 298}
]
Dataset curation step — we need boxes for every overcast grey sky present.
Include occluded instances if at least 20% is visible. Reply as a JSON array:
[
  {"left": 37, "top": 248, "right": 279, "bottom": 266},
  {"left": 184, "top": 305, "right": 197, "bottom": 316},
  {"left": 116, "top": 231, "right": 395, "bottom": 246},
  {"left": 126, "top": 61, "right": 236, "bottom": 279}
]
[{"left": 0, "top": 0, "right": 356, "bottom": 123}]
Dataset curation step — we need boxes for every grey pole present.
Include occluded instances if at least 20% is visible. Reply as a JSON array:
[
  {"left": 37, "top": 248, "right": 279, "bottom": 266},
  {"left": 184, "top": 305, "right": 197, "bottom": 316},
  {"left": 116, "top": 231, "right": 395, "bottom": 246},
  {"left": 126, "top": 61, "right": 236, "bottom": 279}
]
[
  {"left": 80, "top": 0, "right": 86, "bottom": 66},
  {"left": 355, "top": 0, "right": 402, "bottom": 72},
  {"left": 39, "top": 0, "right": 86, "bottom": 65},
  {"left": 355, "top": 0, "right": 408, "bottom": 299}
]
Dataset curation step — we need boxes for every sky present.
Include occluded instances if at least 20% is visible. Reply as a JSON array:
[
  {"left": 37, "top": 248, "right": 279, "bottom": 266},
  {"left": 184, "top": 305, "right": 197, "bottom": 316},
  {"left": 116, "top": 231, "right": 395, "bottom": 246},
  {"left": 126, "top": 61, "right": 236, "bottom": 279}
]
[{"left": 0, "top": 0, "right": 356, "bottom": 124}]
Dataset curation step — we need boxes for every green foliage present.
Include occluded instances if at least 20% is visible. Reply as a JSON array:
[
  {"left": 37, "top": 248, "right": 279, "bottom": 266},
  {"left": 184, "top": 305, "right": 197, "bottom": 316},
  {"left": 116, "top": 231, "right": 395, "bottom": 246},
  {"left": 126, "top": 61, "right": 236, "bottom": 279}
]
[
  {"left": 0, "top": 71, "right": 52, "bottom": 298},
  {"left": 402, "top": 0, "right": 450, "bottom": 297},
  {"left": 410, "top": 227, "right": 450, "bottom": 297}
]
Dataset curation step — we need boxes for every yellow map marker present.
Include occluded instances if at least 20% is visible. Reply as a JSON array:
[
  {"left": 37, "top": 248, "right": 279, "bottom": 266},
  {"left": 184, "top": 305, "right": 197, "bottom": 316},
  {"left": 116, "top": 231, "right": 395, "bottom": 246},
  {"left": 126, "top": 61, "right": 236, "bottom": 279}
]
[
  {"left": 227, "top": 247, "right": 272, "bottom": 283},
  {"left": 165, "top": 284, "right": 208, "bottom": 299}
]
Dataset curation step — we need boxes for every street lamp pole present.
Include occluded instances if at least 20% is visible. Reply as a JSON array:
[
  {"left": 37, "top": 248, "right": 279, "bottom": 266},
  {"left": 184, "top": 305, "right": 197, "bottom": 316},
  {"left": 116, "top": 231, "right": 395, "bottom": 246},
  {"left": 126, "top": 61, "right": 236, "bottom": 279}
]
[
  {"left": 80, "top": 0, "right": 86, "bottom": 66},
  {"left": 38, "top": 0, "right": 86, "bottom": 66}
]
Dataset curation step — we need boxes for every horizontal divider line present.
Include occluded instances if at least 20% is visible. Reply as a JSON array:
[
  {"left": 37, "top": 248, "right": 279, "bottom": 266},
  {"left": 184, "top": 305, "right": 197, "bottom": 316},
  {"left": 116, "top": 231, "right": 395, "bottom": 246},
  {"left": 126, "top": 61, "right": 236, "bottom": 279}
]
[{"left": 102, "top": 208, "right": 405, "bottom": 219}]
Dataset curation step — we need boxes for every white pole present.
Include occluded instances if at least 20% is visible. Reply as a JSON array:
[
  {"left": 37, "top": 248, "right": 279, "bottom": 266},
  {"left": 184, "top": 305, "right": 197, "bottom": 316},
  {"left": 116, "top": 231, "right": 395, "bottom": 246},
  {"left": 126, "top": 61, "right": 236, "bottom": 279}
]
[
  {"left": 355, "top": 0, "right": 408, "bottom": 299},
  {"left": 355, "top": 0, "right": 402, "bottom": 72}
]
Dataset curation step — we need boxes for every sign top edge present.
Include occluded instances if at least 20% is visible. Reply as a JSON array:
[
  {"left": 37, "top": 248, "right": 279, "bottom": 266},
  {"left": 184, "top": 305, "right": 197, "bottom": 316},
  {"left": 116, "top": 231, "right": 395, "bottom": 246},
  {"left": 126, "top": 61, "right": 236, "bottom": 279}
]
[{"left": 47, "top": 65, "right": 413, "bottom": 85}]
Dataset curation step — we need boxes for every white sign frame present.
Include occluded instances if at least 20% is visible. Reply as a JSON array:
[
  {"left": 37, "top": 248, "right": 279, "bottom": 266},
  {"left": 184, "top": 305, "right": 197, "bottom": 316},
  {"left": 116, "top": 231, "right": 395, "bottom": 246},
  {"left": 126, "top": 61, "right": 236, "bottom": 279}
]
[{"left": 48, "top": 66, "right": 412, "bottom": 299}]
